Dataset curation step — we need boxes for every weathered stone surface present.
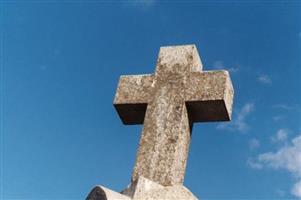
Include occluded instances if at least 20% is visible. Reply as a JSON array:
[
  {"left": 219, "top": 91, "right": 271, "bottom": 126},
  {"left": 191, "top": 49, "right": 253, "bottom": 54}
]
[
  {"left": 185, "top": 70, "right": 234, "bottom": 122},
  {"left": 114, "top": 74, "right": 153, "bottom": 124},
  {"left": 123, "top": 176, "right": 198, "bottom": 200},
  {"left": 114, "top": 44, "right": 234, "bottom": 187},
  {"left": 122, "top": 176, "right": 164, "bottom": 198}
]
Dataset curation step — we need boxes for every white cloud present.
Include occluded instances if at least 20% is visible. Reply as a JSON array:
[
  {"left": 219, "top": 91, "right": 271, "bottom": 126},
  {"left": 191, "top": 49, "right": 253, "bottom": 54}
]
[
  {"left": 217, "top": 103, "right": 254, "bottom": 133},
  {"left": 293, "top": 181, "right": 301, "bottom": 198},
  {"left": 249, "top": 138, "right": 260, "bottom": 150},
  {"left": 212, "top": 60, "right": 238, "bottom": 73},
  {"left": 271, "top": 129, "right": 289, "bottom": 143},
  {"left": 248, "top": 134, "right": 301, "bottom": 198},
  {"left": 257, "top": 135, "right": 301, "bottom": 176},
  {"left": 258, "top": 74, "right": 272, "bottom": 84}
]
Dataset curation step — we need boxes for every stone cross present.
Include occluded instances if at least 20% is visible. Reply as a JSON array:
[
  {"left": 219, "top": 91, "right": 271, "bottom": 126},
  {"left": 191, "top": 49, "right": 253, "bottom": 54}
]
[{"left": 114, "top": 45, "right": 234, "bottom": 187}]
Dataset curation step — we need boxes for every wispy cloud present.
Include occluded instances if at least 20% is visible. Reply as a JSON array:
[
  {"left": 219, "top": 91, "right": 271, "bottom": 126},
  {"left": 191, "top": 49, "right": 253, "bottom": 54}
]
[
  {"left": 249, "top": 138, "right": 260, "bottom": 150},
  {"left": 127, "top": 0, "right": 156, "bottom": 9},
  {"left": 273, "top": 115, "right": 286, "bottom": 122},
  {"left": 275, "top": 189, "right": 286, "bottom": 197},
  {"left": 217, "top": 103, "right": 254, "bottom": 133},
  {"left": 272, "top": 104, "right": 301, "bottom": 114},
  {"left": 248, "top": 134, "right": 301, "bottom": 198},
  {"left": 212, "top": 60, "right": 224, "bottom": 68},
  {"left": 271, "top": 129, "right": 289, "bottom": 143},
  {"left": 272, "top": 104, "right": 294, "bottom": 110},
  {"left": 257, "top": 74, "right": 272, "bottom": 84},
  {"left": 247, "top": 157, "right": 263, "bottom": 169},
  {"left": 212, "top": 60, "right": 239, "bottom": 73}
]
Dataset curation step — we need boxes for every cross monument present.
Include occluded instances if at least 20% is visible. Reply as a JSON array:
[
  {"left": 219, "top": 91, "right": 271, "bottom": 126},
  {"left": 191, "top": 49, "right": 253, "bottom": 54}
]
[{"left": 86, "top": 44, "right": 234, "bottom": 200}]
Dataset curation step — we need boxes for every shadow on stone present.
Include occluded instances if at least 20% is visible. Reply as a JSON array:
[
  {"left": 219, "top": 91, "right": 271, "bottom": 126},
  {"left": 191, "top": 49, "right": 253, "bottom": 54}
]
[{"left": 86, "top": 186, "right": 107, "bottom": 200}]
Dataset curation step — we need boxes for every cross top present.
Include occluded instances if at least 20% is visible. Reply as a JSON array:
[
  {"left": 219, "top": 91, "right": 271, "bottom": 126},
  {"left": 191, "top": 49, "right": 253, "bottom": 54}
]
[
  {"left": 114, "top": 44, "right": 234, "bottom": 186},
  {"left": 155, "top": 45, "right": 202, "bottom": 75}
]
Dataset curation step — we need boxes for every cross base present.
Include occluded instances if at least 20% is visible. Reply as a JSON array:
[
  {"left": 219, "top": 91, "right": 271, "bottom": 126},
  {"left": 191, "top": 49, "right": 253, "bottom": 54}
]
[{"left": 86, "top": 177, "right": 198, "bottom": 200}]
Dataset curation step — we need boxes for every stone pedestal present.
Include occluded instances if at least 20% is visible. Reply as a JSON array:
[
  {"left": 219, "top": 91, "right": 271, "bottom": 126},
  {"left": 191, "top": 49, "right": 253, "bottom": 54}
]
[{"left": 86, "top": 176, "right": 198, "bottom": 200}]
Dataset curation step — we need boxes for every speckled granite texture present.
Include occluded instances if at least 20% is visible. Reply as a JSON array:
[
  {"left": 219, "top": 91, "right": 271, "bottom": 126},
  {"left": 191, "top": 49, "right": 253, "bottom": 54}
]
[
  {"left": 121, "top": 176, "right": 198, "bottom": 200},
  {"left": 114, "top": 44, "right": 234, "bottom": 186},
  {"left": 86, "top": 44, "right": 234, "bottom": 200}
]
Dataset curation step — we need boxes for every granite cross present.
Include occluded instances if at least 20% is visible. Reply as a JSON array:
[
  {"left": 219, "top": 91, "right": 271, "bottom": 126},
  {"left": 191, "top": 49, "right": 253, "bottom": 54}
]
[{"left": 114, "top": 45, "right": 234, "bottom": 187}]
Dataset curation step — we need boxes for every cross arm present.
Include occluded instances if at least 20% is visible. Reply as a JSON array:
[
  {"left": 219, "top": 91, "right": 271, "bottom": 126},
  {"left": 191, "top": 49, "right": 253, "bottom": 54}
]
[
  {"left": 185, "top": 70, "right": 234, "bottom": 122},
  {"left": 114, "top": 74, "right": 154, "bottom": 125}
]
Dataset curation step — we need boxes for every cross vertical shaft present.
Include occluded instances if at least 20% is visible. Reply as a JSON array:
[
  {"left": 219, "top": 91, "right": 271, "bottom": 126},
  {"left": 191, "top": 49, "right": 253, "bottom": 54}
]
[{"left": 133, "top": 73, "right": 190, "bottom": 185}]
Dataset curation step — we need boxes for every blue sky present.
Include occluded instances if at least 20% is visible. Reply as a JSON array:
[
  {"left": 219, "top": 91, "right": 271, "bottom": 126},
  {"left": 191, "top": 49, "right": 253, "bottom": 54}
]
[{"left": 1, "top": 0, "right": 301, "bottom": 199}]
